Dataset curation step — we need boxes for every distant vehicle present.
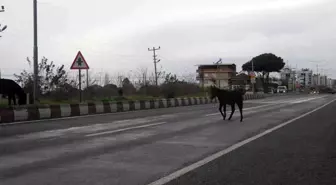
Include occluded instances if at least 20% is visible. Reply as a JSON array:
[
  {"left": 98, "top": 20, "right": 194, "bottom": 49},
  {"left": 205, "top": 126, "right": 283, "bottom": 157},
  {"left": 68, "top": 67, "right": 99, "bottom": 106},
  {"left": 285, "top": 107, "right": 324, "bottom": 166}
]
[
  {"left": 277, "top": 86, "right": 287, "bottom": 93},
  {"left": 327, "top": 89, "right": 336, "bottom": 94},
  {"left": 314, "top": 87, "right": 336, "bottom": 94},
  {"left": 268, "top": 87, "right": 276, "bottom": 94},
  {"left": 310, "top": 90, "right": 318, "bottom": 94}
]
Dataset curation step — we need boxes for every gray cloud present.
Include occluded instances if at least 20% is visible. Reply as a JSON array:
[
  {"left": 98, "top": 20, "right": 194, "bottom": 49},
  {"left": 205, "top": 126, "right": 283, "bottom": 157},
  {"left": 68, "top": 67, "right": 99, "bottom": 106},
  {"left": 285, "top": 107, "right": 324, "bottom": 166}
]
[{"left": 1, "top": 0, "right": 336, "bottom": 79}]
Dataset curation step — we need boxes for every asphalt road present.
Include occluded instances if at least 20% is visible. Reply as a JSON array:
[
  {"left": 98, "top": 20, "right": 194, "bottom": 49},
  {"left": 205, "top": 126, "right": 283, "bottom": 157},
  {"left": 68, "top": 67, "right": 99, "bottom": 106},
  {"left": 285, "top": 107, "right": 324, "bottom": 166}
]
[{"left": 0, "top": 94, "right": 333, "bottom": 185}]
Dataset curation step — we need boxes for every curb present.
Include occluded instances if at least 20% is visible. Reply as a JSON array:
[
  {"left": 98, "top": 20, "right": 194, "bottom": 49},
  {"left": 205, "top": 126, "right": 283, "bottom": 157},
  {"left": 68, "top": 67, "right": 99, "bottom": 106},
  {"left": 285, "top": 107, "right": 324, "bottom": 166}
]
[{"left": 0, "top": 94, "right": 265, "bottom": 124}]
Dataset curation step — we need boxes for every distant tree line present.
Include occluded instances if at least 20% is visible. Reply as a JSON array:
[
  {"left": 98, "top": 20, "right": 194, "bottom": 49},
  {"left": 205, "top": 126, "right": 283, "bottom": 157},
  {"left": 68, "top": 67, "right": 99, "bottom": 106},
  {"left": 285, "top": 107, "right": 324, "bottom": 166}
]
[{"left": 13, "top": 57, "right": 203, "bottom": 102}]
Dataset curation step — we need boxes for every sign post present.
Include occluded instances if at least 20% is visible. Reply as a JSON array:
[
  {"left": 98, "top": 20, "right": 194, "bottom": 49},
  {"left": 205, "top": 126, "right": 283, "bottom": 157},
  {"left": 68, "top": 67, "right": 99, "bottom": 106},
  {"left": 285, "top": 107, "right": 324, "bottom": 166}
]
[{"left": 70, "top": 51, "right": 89, "bottom": 103}]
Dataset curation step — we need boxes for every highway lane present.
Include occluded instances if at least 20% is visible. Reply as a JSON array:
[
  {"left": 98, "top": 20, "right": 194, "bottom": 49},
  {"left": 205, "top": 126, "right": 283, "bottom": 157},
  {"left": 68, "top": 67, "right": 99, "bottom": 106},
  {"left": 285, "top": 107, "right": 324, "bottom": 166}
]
[
  {"left": 0, "top": 94, "right": 317, "bottom": 153},
  {"left": 162, "top": 95, "right": 336, "bottom": 185},
  {"left": 0, "top": 94, "right": 331, "bottom": 185},
  {"left": 0, "top": 93, "right": 313, "bottom": 137}
]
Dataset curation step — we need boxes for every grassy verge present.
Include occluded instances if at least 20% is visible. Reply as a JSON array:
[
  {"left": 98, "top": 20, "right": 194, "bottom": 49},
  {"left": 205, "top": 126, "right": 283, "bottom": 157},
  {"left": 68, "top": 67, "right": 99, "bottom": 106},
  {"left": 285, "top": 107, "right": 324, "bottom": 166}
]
[{"left": 0, "top": 93, "right": 208, "bottom": 108}]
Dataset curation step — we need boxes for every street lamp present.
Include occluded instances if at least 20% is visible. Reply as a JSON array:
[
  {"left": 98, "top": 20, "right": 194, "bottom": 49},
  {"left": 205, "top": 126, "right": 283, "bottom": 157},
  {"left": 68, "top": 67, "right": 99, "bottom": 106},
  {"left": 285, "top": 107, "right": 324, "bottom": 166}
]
[
  {"left": 213, "top": 58, "right": 222, "bottom": 88},
  {"left": 309, "top": 61, "right": 327, "bottom": 86},
  {"left": 251, "top": 59, "right": 255, "bottom": 94},
  {"left": 33, "top": 0, "right": 39, "bottom": 104}
]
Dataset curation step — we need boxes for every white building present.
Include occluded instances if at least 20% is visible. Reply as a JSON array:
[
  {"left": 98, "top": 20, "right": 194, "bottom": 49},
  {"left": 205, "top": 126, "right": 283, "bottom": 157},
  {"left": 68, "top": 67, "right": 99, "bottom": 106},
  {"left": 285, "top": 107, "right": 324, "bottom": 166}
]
[
  {"left": 280, "top": 66, "right": 296, "bottom": 91},
  {"left": 320, "top": 75, "right": 327, "bottom": 86},
  {"left": 312, "top": 74, "right": 319, "bottom": 86},
  {"left": 327, "top": 78, "right": 333, "bottom": 88},
  {"left": 296, "top": 69, "right": 313, "bottom": 88},
  {"left": 332, "top": 79, "right": 336, "bottom": 88},
  {"left": 196, "top": 64, "right": 236, "bottom": 88}
]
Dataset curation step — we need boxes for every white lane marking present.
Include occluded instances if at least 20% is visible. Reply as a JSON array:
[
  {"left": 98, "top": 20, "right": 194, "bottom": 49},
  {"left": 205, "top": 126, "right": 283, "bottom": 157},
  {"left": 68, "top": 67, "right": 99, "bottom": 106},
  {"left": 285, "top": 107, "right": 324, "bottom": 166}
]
[
  {"left": 206, "top": 95, "right": 327, "bottom": 117},
  {"left": 252, "top": 95, "right": 326, "bottom": 104},
  {"left": 0, "top": 102, "right": 278, "bottom": 143},
  {"left": 85, "top": 122, "right": 167, "bottom": 137},
  {"left": 0, "top": 115, "right": 176, "bottom": 144},
  {"left": 204, "top": 104, "right": 279, "bottom": 117},
  {"left": 0, "top": 131, "right": 158, "bottom": 170},
  {"left": 147, "top": 98, "right": 336, "bottom": 185},
  {"left": 290, "top": 95, "right": 327, "bottom": 104}
]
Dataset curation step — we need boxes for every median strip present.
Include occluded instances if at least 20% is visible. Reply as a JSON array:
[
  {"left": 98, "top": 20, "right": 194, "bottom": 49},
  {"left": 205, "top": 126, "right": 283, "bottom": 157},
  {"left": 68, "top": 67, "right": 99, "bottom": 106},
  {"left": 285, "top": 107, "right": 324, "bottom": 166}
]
[{"left": 0, "top": 94, "right": 266, "bottom": 125}]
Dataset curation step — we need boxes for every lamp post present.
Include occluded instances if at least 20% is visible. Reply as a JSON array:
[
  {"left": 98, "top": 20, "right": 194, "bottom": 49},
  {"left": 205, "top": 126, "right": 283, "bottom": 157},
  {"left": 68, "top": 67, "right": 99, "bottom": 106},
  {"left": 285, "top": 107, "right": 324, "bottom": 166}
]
[
  {"left": 251, "top": 59, "right": 255, "bottom": 94},
  {"left": 33, "top": 0, "right": 39, "bottom": 104},
  {"left": 213, "top": 58, "right": 222, "bottom": 88}
]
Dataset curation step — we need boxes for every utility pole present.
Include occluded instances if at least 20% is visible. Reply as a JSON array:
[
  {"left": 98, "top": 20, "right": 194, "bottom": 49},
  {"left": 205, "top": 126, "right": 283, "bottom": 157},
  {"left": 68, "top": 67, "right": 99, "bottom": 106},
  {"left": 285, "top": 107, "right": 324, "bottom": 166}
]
[
  {"left": 316, "top": 64, "right": 319, "bottom": 86},
  {"left": 214, "top": 58, "right": 222, "bottom": 88},
  {"left": 309, "top": 61, "right": 324, "bottom": 87},
  {"left": 86, "top": 69, "right": 89, "bottom": 89},
  {"left": 33, "top": 0, "right": 39, "bottom": 104},
  {"left": 295, "top": 64, "right": 298, "bottom": 91},
  {"left": 251, "top": 59, "right": 255, "bottom": 94},
  {"left": 148, "top": 46, "right": 160, "bottom": 86}
]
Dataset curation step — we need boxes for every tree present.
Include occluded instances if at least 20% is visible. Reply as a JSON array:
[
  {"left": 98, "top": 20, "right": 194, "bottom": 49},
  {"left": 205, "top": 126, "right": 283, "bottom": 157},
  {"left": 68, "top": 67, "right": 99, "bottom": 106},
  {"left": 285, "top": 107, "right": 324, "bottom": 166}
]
[
  {"left": 163, "top": 73, "right": 179, "bottom": 84},
  {"left": 148, "top": 66, "right": 166, "bottom": 85},
  {"left": 103, "top": 73, "right": 110, "bottom": 86},
  {"left": 242, "top": 53, "right": 285, "bottom": 92},
  {"left": 135, "top": 67, "right": 150, "bottom": 87},
  {"left": 102, "top": 83, "right": 118, "bottom": 98},
  {"left": 135, "top": 67, "right": 161, "bottom": 97},
  {"left": 14, "top": 57, "right": 70, "bottom": 97},
  {"left": 121, "top": 77, "right": 136, "bottom": 95},
  {"left": 181, "top": 73, "right": 197, "bottom": 84}
]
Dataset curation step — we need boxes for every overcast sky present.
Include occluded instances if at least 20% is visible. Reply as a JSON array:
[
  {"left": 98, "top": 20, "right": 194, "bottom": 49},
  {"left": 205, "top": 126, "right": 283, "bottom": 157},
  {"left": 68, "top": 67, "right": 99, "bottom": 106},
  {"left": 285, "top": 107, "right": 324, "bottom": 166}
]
[{"left": 1, "top": 0, "right": 336, "bottom": 80}]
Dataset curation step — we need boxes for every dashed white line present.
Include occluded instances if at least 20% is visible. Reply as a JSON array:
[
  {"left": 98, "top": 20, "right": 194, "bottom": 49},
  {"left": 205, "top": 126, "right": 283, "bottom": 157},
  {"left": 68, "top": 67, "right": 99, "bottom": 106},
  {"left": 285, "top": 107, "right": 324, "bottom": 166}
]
[
  {"left": 205, "top": 95, "right": 327, "bottom": 117},
  {"left": 85, "top": 122, "right": 167, "bottom": 137},
  {"left": 204, "top": 104, "right": 277, "bottom": 117}
]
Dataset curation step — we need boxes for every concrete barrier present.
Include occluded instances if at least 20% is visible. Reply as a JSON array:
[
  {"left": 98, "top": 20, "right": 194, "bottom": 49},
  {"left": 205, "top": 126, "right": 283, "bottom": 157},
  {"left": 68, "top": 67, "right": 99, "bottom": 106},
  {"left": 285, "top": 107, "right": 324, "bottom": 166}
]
[{"left": 0, "top": 94, "right": 265, "bottom": 124}]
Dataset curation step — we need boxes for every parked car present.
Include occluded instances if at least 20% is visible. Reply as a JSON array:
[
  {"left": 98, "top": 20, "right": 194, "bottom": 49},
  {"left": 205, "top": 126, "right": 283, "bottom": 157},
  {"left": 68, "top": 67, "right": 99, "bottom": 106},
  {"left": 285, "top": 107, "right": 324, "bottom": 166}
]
[
  {"left": 317, "top": 87, "right": 335, "bottom": 94},
  {"left": 328, "top": 89, "right": 336, "bottom": 94},
  {"left": 277, "top": 86, "right": 287, "bottom": 93}
]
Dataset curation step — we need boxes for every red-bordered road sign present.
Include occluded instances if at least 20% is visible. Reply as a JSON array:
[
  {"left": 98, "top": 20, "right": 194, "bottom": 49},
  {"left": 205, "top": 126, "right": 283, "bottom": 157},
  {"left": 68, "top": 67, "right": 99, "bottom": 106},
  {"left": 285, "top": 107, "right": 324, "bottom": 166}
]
[{"left": 70, "top": 51, "right": 89, "bottom": 70}]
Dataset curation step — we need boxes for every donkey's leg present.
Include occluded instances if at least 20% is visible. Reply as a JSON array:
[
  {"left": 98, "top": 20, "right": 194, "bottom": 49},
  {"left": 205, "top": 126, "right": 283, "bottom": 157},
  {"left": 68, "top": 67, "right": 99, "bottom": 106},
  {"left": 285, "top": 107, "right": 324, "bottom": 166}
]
[
  {"left": 228, "top": 103, "right": 235, "bottom": 120},
  {"left": 223, "top": 104, "right": 226, "bottom": 120},
  {"left": 13, "top": 95, "right": 17, "bottom": 106},
  {"left": 218, "top": 103, "right": 225, "bottom": 120},
  {"left": 7, "top": 96, "right": 11, "bottom": 107},
  {"left": 237, "top": 100, "right": 243, "bottom": 122},
  {"left": 7, "top": 94, "right": 13, "bottom": 107}
]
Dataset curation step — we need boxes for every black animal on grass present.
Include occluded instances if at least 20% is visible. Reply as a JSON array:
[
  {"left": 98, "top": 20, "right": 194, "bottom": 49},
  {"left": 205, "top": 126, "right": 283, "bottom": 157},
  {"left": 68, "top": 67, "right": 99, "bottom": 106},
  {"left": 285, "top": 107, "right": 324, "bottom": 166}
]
[
  {"left": 0, "top": 78, "right": 27, "bottom": 106},
  {"left": 209, "top": 85, "right": 245, "bottom": 122}
]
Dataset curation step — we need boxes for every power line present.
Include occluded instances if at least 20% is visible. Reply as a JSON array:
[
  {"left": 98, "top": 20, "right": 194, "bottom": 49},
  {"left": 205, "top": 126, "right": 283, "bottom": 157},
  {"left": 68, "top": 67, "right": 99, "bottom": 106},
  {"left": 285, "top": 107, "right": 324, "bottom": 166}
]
[{"left": 148, "top": 46, "right": 161, "bottom": 86}]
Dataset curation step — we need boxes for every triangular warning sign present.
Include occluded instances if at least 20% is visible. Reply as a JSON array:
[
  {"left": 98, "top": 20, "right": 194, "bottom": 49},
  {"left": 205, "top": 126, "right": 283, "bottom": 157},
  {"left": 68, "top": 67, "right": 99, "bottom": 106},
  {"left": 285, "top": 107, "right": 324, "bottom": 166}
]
[{"left": 70, "top": 51, "right": 89, "bottom": 70}]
